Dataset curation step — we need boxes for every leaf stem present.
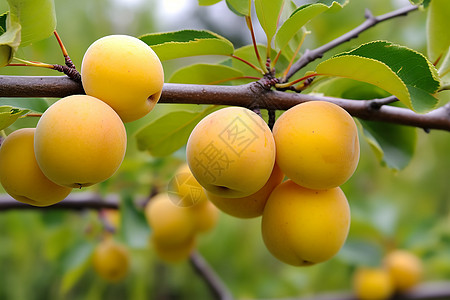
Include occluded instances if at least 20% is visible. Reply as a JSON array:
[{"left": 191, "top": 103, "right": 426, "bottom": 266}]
[
  {"left": 275, "top": 73, "right": 319, "bottom": 89},
  {"left": 245, "top": 15, "right": 268, "bottom": 74},
  {"left": 230, "top": 55, "right": 263, "bottom": 73},
  {"left": 282, "top": 30, "right": 309, "bottom": 81},
  {"left": 54, "top": 30, "right": 78, "bottom": 70}
]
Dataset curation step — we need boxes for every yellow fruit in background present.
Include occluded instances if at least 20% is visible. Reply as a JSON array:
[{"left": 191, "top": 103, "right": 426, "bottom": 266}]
[
  {"left": 261, "top": 180, "right": 350, "bottom": 266},
  {"left": 92, "top": 238, "right": 130, "bottom": 282},
  {"left": 273, "top": 101, "right": 359, "bottom": 190},
  {"left": 144, "top": 193, "right": 197, "bottom": 247},
  {"left": 150, "top": 234, "right": 196, "bottom": 263},
  {"left": 186, "top": 106, "right": 276, "bottom": 198},
  {"left": 81, "top": 35, "right": 164, "bottom": 122},
  {"left": 0, "top": 128, "right": 72, "bottom": 206},
  {"left": 384, "top": 250, "right": 423, "bottom": 292},
  {"left": 168, "top": 163, "right": 208, "bottom": 207},
  {"left": 34, "top": 95, "right": 127, "bottom": 188},
  {"left": 353, "top": 268, "right": 394, "bottom": 300},
  {"left": 206, "top": 163, "right": 284, "bottom": 218},
  {"left": 190, "top": 199, "right": 219, "bottom": 233}
]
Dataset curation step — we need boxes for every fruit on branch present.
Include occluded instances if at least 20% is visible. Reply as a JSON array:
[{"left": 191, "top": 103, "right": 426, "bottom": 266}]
[
  {"left": 34, "top": 95, "right": 127, "bottom": 188},
  {"left": 205, "top": 163, "right": 284, "bottom": 218},
  {"left": 145, "top": 191, "right": 218, "bottom": 263},
  {"left": 92, "top": 238, "right": 130, "bottom": 282},
  {"left": 261, "top": 180, "right": 350, "bottom": 266},
  {"left": 384, "top": 250, "right": 423, "bottom": 292},
  {"left": 190, "top": 199, "right": 219, "bottom": 233},
  {"left": 352, "top": 267, "right": 394, "bottom": 300},
  {"left": 168, "top": 163, "right": 208, "bottom": 207},
  {"left": 81, "top": 35, "right": 164, "bottom": 122},
  {"left": 186, "top": 107, "right": 276, "bottom": 198},
  {"left": 273, "top": 101, "right": 359, "bottom": 190},
  {"left": 150, "top": 235, "right": 196, "bottom": 263},
  {"left": 0, "top": 128, "right": 72, "bottom": 206},
  {"left": 145, "top": 193, "right": 198, "bottom": 248}
]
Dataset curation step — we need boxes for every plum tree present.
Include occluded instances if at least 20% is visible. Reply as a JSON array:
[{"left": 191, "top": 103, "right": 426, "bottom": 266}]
[
  {"left": 0, "top": 128, "right": 72, "bottom": 206},
  {"left": 92, "top": 238, "right": 130, "bottom": 282},
  {"left": 34, "top": 95, "right": 127, "bottom": 188},
  {"left": 261, "top": 180, "right": 350, "bottom": 266},
  {"left": 205, "top": 163, "right": 284, "bottom": 218},
  {"left": 81, "top": 35, "right": 164, "bottom": 122},
  {"left": 186, "top": 106, "right": 276, "bottom": 198},
  {"left": 353, "top": 267, "right": 394, "bottom": 300},
  {"left": 384, "top": 250, "right": 423, "bottom": 292},
  {"left": 272, "top": 101, "right": 359, "bottom": 190}
]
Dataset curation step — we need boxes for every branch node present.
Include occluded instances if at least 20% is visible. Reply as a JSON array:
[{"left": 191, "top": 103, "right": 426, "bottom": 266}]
[{"left": 364, "top": 8, "right": 375, "bottom": 20}]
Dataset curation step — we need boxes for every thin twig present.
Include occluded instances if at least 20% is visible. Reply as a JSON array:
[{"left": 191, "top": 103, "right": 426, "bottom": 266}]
[
  {"left": 189, "top": 252, "right": 234, "bottom": 300},
  {"left": 284, "top": 5, "right": 419, "bottom": 80}
]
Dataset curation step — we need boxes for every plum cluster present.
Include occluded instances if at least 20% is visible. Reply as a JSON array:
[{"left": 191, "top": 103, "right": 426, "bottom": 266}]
[
  {"left": 185, "top": 101, "right": 360, "bottom": 266},
  {"left": 0, "top": 35, "right": 163, "bottom": 207},
  {"left": 144, "top": 164, "right": 219, "bottom": 263}
]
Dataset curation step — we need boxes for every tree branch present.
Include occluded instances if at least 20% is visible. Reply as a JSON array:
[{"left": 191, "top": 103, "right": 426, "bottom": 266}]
[
  {"left": 285, "top": 4, "right": 419, "bottom": 80},
  {"left": 1, "top": 75, "right": 449, "bottom": 131},
  {"left": 0, "top": 192, "right": 119, "bottom": 210},
  {"left": 189, "top": 252, "right": 234, "bottom": 300}
]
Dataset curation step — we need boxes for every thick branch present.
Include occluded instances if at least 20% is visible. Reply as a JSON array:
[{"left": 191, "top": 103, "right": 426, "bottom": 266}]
[
  {"left": 0, "top": 192, "right": 119, "bottom": 210},
  {"left": 1, "top": 76, "right": 449, "bottom": 131},
  {"left": 189, "top": 252, "right": 234, "bottom": 300},
  {"left": 285, "top": 5, "right": 418, "bottom": 80}
]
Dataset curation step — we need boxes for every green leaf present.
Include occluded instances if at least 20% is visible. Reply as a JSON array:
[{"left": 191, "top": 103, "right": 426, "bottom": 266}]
[
  {"left": 60, "top": 241, "right": 95, "bottom": 294},
  {"left": 119, "top": 194, "right": 151, "bottom": 249},
  {"left": 0, "top": 12, "right": 7, "bottom": 34},
  {"left": 255, "top": 0, "right": 284, "bottom": 43},
  {"left": 338, "top": 239, "right": 383, "bottom": 267},
  {"left": 275, "top": 1, "right": 346, "bottom": 51},
  {"left": 0, "top": 14, "right": 20, "bottom": 67},
  {"left": 169, "top": 63, "right": 244, "bottom": 85},
  {"left": 198, "top": 0, "right": 222, "bottom": 5},
  {"left": 135, "top": 106, "right": 217, "bottom": 157},
  {"left": 139, "top": 30, "right": 234, "bottom": 61},
  {"left": 313, "top": 77, "right": 391, "bottom": 100},
  {"left": 226, "top": 0, "right": 250, "bottom": 16},
  {"left": 0, "top": 106, "right": 30, "bottom": 130},
  {"left": 316, "top": 41, "right": 440, "bottom": 113},
  {"left": 358, "top": 119, "right": 417, "bottom": 170},
  {"left": 7, "top": 0, "right": 57, "bottom": 47},
  {"left": 427, "top": 0, "right": 450, "bottom": 64}
]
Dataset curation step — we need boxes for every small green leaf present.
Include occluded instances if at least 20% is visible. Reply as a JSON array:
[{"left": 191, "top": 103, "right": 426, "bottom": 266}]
[
  {"left": 60, "top": 241, "right": 95, "bottom": 294},
  {"left": 0, "top": 15, "right": 20, "bottom": 67},
  {"left": 0, "top": 12, "right": 7, "bottom": 34},
  {"left": 0, "top": 106, "right": 30, "bottom": 130},
  {"left": 119, "top": 194, "right": 151, "bottom": 249},
  {"left": 275, "top": 1, "right": 346, "bottom": 51},
  {"left": 169, "top": 63, "right": 244, "bottom": 85},
  {"left": 358, "top": 120, "right": 417, "bottom": 170},
  {"left": 427, "top": 0, "right": 450, "bottom": 64},
  {"left": 316, "top": 41, "right": 440, "bottom": 113},
  {"left": 226, "top": 0, "right": 250, "bottom": 16},
  {"left": 139, "top": 30, "right": 234, "bottom": 61},
  {"left": 255, "top": 0, "right": 284, "bottom": 43},
  {"left": 135, "top": 106, "right": 218, "bottom": 157},
  {"left": 7, "top": 0, "right": 57, "bottom": 47},
  {"left": 198, "top": 0, "right": 222, "bottom": 5}
]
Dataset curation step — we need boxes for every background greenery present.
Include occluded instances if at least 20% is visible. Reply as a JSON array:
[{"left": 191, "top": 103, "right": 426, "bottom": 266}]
[{"left": 0, "top": 0, "right": 449, "bottom": 299}]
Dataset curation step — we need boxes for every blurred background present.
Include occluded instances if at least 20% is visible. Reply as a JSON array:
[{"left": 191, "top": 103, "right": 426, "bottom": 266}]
[{"left": 0, "top": 0, "right": 449, "bottom": 299}]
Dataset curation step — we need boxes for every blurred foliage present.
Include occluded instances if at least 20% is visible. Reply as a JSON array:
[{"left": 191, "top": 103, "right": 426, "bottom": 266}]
[{"left": 0, "top": 0, "right": 450, "bottom": 299}]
